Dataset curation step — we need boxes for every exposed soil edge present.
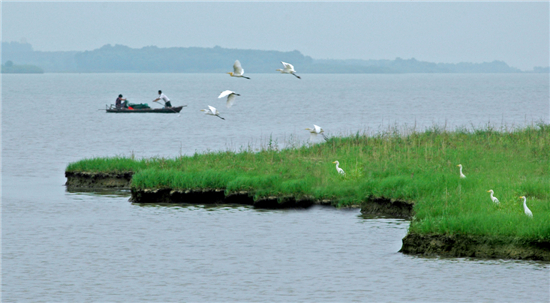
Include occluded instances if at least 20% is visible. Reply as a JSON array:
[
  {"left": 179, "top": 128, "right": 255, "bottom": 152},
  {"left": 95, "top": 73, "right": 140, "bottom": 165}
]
[
  {"left": 65, "top": 171, "right": 133, "bottom": 189},
  {"left": 361, "top": 198, "right": 414, "bottom": 219},
  {"left": 400, "top": 233, "right": 550, "bottom": 261},
  {"left": 129, "top": 188, "right": 333, "bottom": 209},
  {"left": 65, "top": 172, "right": 405, "bottom": 213}
]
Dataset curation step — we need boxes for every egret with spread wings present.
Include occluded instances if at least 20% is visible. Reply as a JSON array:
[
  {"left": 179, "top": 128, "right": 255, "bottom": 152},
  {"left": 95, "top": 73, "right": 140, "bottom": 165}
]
[
  {"left": 201, "top": 105, "right": 225, "bottom": 120},
  {"left": 305, "top": 124, "right": 327, "bottom": 141},
  {"left": 276, "top": 61, "right": 301, "bottom": 79},
  {"left": 218, "top": 90, "right": 240, "bottom": 108},
  {"left": 227, "top": 60, "right": 250, "bottom": 79}
]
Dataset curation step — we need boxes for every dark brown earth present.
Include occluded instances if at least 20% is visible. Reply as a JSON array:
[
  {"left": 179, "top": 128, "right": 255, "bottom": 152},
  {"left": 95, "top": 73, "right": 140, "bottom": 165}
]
[
  {"left": 65, "top": 171, "right": 133, "bottom": 189},
  {"left": 360, "top": 197, "right": 413, "bottom": 219},
  {"left": 130, "top": 188, "right": 329, "bottom": 209},
  {"left": 400, "top": 233, "right": 550, "bottom": 261}
]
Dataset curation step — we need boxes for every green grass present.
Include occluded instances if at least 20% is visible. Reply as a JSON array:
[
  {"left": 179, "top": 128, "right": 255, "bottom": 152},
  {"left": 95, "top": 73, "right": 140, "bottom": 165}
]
[{"left": 67, "top": 123, "right": 550, "bottom": 240}]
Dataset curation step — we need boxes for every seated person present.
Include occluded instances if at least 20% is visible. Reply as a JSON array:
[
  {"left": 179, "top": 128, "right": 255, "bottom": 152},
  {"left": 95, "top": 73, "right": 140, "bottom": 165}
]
[{"left": 115, "top": 94, "right": 127, "bottom": 109}]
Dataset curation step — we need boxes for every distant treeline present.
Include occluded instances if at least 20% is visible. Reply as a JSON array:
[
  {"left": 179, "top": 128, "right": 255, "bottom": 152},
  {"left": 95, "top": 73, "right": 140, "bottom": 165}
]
[
  {"left": 315, "top": 58, "right": 525, "bottom": 74},
  {"left": 2, "top": 41, "right": 546, "bottom": 74},
  {"left": 2, "top": 42, "right": 77, "bottom": 73},
  {"left": 1, "top": 60, "right": 43, "bottom": 74}
]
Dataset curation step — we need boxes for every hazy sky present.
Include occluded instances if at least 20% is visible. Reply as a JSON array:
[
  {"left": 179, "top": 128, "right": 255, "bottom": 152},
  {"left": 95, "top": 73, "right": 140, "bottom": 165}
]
[{"left": 2, "top": 2, "right": 548, "bottom": 70}]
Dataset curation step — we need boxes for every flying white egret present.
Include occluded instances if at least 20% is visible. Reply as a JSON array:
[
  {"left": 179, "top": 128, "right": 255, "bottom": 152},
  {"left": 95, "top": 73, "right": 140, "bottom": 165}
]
[
  {"left": 227, "top": 60, "right": 250, "bottom": 79},
  {"left": 218, "top": 90, "right": 240, "bottom": 108},
  {"left": 519, "top": 196, "right": 533, "bottom": 218},
  {"left": 276, "top": 61, "right": 301, "bottom": 79},
  {"left": 200, "top": 105, "right": 225, "bottom": 120},
  {"left": 305, "top": 124, "right": 327, "bottom": 141},
  {"left": 457, "top": 164, "right": 466, "bottom": 178},
  {"left": 332, "top": 161, "right": 345, "bottom": 175},
  {"left": 487, "top": 190, "right": 500, "bottom": 204}
]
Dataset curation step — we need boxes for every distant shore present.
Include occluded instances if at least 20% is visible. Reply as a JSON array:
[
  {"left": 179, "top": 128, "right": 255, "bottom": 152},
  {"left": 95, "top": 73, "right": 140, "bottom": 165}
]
[
  {"left": 1, "top": 60, "right": 44, "bottom": 74},
  {"left": 6, "top": 41, "right": 548, "bottom": 73}
]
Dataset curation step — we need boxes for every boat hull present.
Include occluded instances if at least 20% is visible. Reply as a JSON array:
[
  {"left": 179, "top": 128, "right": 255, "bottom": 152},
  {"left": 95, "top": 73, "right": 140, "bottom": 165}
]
[{"left": 106, "top": 106, "right": 185, "bottom": 113}]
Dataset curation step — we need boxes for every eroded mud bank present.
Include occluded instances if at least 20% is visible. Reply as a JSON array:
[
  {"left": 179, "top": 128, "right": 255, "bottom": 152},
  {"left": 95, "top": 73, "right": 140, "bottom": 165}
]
[
  {"left": 400, "top": 233, "right": 550, "bottom": 261},
  {"left": 130, "top": 188, "right": 334, "bottom": 209},
  {"left": 360, "top": 198, "right": 413, "bottom": 219},
  {"left": 65, "top": 171, "right": 133, "bottom": 189}
]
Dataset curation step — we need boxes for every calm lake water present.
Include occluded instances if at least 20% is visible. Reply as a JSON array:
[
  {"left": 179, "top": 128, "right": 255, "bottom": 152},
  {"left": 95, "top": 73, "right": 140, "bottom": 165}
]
[{"left": 3, "top": 73, "right": 549, "bottom": 302}]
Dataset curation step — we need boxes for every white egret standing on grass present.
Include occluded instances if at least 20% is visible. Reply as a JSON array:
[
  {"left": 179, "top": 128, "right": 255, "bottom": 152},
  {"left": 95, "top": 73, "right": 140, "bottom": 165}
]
[
  {"left": 487, "top": 190, "right": 500, "bottom": 204},
  {"left": 227, "top": 60, "right": 250, "bottom": 79},
  {"left": 520, "top": 196, "right": 533, "bottom": 218},
  {"left": 332, "top": 161, "right": 345, "bottom": 175},
  {"left": 276, "top": 61, "right": 301, "bottom": 79},
  {"left": 218, "top": 90, "right": 240, "bottom": 108},
  {"left": 305, "top": 124, "right": 327, "bottom": 141},
  {"left": 200, "top": 105, "right": 225, "bottom": 120},
  {"left": 457, "top": 164, "right": 466, "bottom": 178}
]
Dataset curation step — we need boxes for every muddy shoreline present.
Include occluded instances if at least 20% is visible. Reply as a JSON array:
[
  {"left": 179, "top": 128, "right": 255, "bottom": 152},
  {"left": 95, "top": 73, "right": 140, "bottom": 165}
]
[
  {"left": 65, "top": 171, "right": 409, "bottom": 213},
  {"left": 65, "top": 171, "right": 548, "bottom": 261},
  {"left": 130, "top": 188, "right": 325, "bottom": 209},
  {"left": 400, "top": 233, "right": 550, "bottom": 261},
  {"left": 65, "top": 171, "right": 133, "bottom": 189}
]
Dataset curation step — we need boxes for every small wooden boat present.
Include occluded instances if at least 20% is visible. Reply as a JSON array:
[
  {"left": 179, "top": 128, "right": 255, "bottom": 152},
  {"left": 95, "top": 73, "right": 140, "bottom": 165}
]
[{"left": 106, "top": 105, "right": 186, "bottom": 113}]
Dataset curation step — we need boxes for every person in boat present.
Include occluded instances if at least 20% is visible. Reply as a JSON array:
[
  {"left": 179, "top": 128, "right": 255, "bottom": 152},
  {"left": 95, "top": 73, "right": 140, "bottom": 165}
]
[
  {"left": 153, "top": 90, "right": 172, "bottom": 108},
  {"left": 115, "top": 94, "right": 127, "bottom": 109}
]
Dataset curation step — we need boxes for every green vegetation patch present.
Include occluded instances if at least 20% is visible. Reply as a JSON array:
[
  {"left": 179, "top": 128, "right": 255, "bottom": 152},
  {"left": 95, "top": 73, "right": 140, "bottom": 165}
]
[{"left": 67, "top": 124, "right": 550, "bottom": 239}]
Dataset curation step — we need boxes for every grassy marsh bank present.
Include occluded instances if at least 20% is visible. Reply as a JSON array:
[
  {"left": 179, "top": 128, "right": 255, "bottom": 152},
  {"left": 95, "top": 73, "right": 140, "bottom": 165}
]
[{"left": 67, "top": 124, "right": 550, "bottom": 240}]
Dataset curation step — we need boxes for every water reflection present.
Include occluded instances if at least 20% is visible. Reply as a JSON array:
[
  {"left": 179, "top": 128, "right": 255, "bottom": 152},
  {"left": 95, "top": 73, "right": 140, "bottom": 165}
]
[
  {"left": 134, "top": 202, "right": 255, "bottom": 211},
  {"left": 65, "top": 187, "right": 131, "bottom": 198},
  {"left": 405, "top": 254, "right": 549, "bottom": 268},
  {"left": 360, "top": 213, "right": 411, "bottom": 221}
]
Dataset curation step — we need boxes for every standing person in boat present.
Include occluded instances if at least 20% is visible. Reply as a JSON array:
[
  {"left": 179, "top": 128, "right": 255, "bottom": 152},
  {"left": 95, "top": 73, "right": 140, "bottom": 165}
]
[
  {"left": 153, "top": 90, "right": 172, "bottom": 108},
  {"left": 115, "top": 94, "right": 126, "bottom": 110}
]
